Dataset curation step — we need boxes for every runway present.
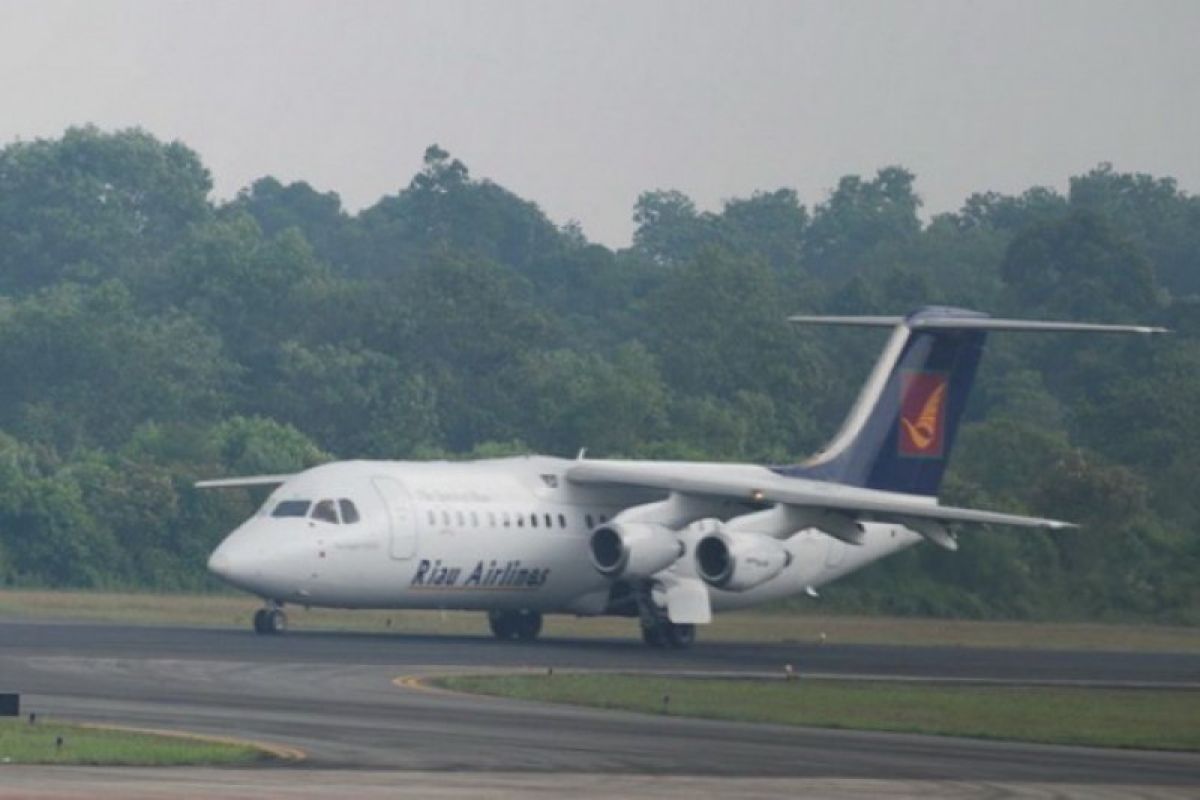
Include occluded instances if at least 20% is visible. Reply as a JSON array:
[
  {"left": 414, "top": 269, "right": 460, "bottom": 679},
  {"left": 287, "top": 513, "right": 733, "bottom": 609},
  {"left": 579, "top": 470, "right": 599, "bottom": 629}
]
[{"left": 2, "top": 618, "right": 1199, "bottom": 797}]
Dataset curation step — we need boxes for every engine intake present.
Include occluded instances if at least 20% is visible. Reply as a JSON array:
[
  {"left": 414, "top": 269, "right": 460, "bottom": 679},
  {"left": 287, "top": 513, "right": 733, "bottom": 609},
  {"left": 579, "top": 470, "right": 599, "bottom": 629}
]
[
  {"left": 589, "top": 522, "right": 683, "bottom": 579},
  {"left": 695, "top": 530, "right": 791, "bottom": 592}
]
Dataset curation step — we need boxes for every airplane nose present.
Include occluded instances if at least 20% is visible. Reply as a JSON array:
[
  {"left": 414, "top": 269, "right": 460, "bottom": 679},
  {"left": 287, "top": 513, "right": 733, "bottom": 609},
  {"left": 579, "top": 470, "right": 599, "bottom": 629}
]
[
  {"left": 207, "top": 546, "right": 233, "bottom": 580},
  {"left": 206, "top": 530, "right": 263, "bottom": 588},
  {"left": 206, "top": 523, "right": 308, "bottom": 596}
]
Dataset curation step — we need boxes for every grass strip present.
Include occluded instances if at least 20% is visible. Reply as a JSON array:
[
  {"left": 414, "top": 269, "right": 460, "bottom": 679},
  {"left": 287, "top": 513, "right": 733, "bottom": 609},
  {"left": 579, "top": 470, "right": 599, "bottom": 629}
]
[
  {"left": 0, "top": 719, "right": 267, "bottom": 765},
  {"left": 438, "top": 673, "right": 1200, "bottom": 752}
]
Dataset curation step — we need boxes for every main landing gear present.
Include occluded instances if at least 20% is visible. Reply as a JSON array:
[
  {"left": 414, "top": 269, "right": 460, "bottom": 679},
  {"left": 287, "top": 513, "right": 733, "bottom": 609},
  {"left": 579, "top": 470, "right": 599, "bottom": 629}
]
[
  {"left": 253, "top": 603, "right": 286, "bottom": 635},
  {"left": 630, "top": 581, "right": 695, "bottom": 649},
  {"left": 488, "top": 609, "right": 543, "bottom": 642},
  {"left": 640, "top": 618, "right": 695, "bottom": 649}
]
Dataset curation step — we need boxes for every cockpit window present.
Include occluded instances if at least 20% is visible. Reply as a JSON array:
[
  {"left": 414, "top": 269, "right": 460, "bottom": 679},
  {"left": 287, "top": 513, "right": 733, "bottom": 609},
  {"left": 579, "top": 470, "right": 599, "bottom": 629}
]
[
  {"left": 339, "top": 499, "right": 360, "bottom": 524},
  {"left": 272, "top": 500, "right": 311, "bottom": 518},
  {"left": 312, "top": 499, "right": 340, "bottom": 524}
]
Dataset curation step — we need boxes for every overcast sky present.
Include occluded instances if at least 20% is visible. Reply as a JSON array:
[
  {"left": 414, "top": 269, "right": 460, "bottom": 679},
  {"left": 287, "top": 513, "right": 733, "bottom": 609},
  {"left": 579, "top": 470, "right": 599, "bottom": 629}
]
[{"left": 1, "top": 0, "right": 1197, "bottom": 246}]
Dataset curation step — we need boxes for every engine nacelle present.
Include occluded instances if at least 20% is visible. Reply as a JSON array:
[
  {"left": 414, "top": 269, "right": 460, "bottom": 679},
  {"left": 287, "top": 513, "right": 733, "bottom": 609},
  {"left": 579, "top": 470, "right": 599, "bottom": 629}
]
[
  {"left": 589, "top": 522, "right": 684, "bottom": 579},
  {"left": 695, "top": 530, "right": 791, "bottom": 592}
]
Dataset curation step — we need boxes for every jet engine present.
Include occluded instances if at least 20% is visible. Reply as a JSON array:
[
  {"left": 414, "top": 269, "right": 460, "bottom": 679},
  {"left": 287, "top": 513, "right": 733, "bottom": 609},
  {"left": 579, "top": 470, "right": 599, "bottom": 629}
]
[
  {"left": 589, "top": 522, "right": 684, "bottom": 579},
  {"left": 695, "top": 530, "right": 791, "bottom": 592}
]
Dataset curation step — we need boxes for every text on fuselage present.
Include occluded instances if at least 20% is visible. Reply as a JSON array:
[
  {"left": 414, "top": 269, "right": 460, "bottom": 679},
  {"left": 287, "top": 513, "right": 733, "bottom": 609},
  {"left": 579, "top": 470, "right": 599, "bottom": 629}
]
[{"left": 410, "top": 559, "right": 550, "bottom": 590}]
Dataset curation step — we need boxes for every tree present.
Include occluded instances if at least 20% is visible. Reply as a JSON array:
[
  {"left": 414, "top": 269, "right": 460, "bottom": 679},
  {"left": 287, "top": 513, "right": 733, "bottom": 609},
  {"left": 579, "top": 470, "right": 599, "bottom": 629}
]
[
  {"left": 0, "top": 282, "right": 235, "bottom": 451},
  {"left": 631, "top": 189, "right": 719, "bottom": 266},
  {"left": 958, "top": 187, "right": 1067, "bottom": 234},
  {"left": 256, "top": 344, "right": 440, "bottom": 458},
  {"left": 643, "top": 249, "right": 827, "bottom": 456},
  {"left": 1069, "top": 163, "right": 1200, "bottom": 297},
  {"left": 717, "top": 189, "right": 808, "bottom": 276},
  {"left": 0, "top": 126, "right": 212, "bottom": 293},
  {"left": 226, "top": 177, "right": 352, "bottom": 269},
  {"left": 510, "top": 344, "right": 668, "bottom": 456},
  {"left": 353, "top": 145, "right": 566, "bottom": 276},
  {"left": 803, "top": 166, "right": 921, "bottom": 280},
  {"left": 1001, "top": 208, "right": 1158, "bottom": 320}
]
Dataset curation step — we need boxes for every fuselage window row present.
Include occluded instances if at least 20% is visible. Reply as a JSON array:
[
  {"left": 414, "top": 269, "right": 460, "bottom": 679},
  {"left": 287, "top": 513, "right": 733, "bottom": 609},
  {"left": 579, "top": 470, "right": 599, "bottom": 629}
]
[{"left": 416, "top": 506, "right": 604, "bottom": 532}]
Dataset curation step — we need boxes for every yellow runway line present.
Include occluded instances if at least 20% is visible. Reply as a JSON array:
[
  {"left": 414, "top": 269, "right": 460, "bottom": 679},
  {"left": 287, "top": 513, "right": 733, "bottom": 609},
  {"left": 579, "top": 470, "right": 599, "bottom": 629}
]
[{"left": 78, "top": 722, "right": 307, "bottom": 762}]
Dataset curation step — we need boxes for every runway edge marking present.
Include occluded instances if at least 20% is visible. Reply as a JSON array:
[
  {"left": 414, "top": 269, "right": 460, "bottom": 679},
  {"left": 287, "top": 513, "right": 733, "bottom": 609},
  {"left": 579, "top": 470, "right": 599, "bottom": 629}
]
[
  {"left": 78, "top": 722, "right": 308, "bottom": 762},
  {"left": 392, "top": 666, "right": 559, "bottom": 697}
]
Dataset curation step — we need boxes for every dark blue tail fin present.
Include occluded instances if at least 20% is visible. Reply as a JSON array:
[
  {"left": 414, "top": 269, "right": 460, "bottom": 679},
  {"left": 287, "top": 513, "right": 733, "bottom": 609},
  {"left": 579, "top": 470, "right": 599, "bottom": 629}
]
[
  {"left": 776, "top": 306, "right": 1165, "bottom": 497},
  {"left": 776, "top": 307, "right": 986, "bottom": 496}
]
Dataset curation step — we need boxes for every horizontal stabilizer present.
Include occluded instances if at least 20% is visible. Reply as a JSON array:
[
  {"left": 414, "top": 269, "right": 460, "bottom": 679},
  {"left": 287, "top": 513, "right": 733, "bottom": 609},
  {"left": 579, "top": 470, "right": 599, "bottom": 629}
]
[
  {"left": 788, "top": 314, "right": 1168, "bottom": 335},
  {"left": 195, "top": 474, "right": 294, "bottom": 490}
]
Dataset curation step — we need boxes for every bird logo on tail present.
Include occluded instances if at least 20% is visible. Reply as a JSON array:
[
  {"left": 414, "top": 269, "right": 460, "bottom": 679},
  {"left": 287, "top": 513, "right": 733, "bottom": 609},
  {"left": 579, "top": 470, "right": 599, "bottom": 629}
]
[{"left": 899, "top": 372, "right": 947, "bottom": 457}]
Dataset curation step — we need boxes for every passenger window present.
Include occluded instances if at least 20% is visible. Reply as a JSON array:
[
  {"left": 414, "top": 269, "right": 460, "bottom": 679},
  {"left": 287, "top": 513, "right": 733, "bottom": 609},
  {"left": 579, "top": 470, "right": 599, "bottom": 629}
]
[
  {"left": 312, "top": 499, "right": 339, "bottom": 524},
  {"left": 488, "top": 512, "right": 496, "bottom": 527},
  {"left": 585, "top": 513, "right": 594, "bottom": 529},
  {"left": 456, "top": 511, "right": 465, "bottom": 527},
  {"left": 272, "top": 500, "right": 311, "bottom": 518},
  {"left": 558, "top": 513, "right": 566, "bottom": 529},
  {"left": 471, "top": 511, "right": 479, "bottom": 527},
  {"left": 517, "top": 515, "right": 524, "bottom": 528},
  {"left": 442, "top": 511, "right": 450, "bottom": 526},
  {"left": 530, "top": 513, "right": 538, "bottom": 528},
  {"left": 339, "top": 499, "right": 360, "bottom": 524},
  {"left": 503, "top": 512, "right": 511, "bottom": 528},
  {"left": 599, "top": 514, "right": 608, "bottom": 524},
  {"left": 427, "top": 510, "right": 436, "bottom": 526}
]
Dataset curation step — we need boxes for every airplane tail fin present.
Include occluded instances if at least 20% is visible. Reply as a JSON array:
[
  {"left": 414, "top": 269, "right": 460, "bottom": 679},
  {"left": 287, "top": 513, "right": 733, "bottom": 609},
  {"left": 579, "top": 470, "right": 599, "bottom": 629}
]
[{"left": 776, "top": 306, "right": 1165, "bottom": 497}]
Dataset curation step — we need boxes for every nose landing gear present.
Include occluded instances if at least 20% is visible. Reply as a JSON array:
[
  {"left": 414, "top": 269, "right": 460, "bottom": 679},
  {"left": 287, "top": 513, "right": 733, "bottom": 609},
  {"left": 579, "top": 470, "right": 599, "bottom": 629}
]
[
  {"left": 487, "top": 609, "right": 543, "bottom": 641},
  {"left": 253, "top": 604, "right": 287, "bottom": 635}
]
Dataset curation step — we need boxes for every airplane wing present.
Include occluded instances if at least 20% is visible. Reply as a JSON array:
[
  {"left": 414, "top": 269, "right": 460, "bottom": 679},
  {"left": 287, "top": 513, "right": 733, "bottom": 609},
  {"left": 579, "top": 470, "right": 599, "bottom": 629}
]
[
  {"left": 565, "top": 460, "right": 1074, "bottom": 532},
  {"left": 195, "top": 474, "right": 295, "bottom": 489}
]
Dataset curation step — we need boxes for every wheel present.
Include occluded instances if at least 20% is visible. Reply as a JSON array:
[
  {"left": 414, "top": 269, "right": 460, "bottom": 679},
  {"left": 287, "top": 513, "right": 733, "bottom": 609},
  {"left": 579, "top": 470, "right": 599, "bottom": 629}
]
[
  {"left": 664, "top": 622, "right": 695, "bottom": 649},
  {"left": 266, "top": 608, "right": 287, "bottom": 634},
  {"left": 256, "top": 607, "right": 286, "bottom": 635},
  {"left": 513, "top": 610, "right": 542, "bottom": 641},
  {"left": 488, "top": 610, "right": 517, "bottom": 640},
  {"left": 640, "top": 622, "right": 666, "bottom": 647}
]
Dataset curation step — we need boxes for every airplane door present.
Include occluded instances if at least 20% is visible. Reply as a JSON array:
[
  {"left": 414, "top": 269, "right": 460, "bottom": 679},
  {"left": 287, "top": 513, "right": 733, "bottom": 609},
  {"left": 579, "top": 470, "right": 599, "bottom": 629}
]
[{"left": 372, "top": 477, "right": 417, "bottom": 560}]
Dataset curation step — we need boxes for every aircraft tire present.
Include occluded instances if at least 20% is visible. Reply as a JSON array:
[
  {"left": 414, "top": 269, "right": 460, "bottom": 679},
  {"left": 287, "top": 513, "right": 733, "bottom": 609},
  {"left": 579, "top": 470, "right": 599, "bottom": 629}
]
[
  {"left": 252, "top": 609, "right": 267, "bottom": 634},
  {"left": 263, "top": 608, "right": 286, "bottom": 635},
  {"left": 664, "top": 622, "right": 695, "bottom": 649},
  {"left": 488, "top": 610, "right": 517, "bottom": 640},
  {"left": 640, "top": 623, "right": 666, "bottom": 647},
  {"left": 514, "top": 610, "right": 542, "bottom": 641}
]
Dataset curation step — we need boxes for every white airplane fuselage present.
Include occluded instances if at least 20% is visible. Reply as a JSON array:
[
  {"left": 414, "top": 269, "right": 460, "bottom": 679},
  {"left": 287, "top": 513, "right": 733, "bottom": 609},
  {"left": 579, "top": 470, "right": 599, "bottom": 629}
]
[{"left": 207, "top": 456, "right": 920, "bottom": 616}]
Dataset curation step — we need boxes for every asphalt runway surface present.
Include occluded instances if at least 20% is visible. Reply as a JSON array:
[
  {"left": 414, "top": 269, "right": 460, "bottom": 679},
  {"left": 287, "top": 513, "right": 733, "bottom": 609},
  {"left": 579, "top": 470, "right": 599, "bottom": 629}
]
[{"left": 2, "top": 618, "right": 1199, "bottom": 797}]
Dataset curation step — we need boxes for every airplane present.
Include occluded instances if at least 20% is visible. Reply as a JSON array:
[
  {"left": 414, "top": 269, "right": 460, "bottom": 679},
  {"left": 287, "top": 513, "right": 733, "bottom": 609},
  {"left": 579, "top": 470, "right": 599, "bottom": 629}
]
[{"left": 200, "top": 306, "right": 1165, "bottom": 647}]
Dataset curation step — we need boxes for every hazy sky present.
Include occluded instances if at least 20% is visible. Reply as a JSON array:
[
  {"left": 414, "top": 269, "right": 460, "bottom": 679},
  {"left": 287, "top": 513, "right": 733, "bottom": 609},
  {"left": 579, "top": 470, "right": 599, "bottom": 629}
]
[{"left": 1, "top": 0, "right": 1197, "bottom": 246}]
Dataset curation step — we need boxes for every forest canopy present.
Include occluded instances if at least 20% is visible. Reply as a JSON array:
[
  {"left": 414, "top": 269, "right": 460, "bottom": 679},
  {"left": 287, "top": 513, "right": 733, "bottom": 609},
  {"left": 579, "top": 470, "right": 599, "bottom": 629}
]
[{"left": 0, "top": 127, "right": 1197, "bottom": 623}]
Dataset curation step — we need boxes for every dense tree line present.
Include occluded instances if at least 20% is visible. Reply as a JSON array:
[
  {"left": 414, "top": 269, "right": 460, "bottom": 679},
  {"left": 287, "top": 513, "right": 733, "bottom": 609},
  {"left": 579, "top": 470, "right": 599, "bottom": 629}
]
[{"left": 0, "top": 126, "right": 1196, "bottom": 623}]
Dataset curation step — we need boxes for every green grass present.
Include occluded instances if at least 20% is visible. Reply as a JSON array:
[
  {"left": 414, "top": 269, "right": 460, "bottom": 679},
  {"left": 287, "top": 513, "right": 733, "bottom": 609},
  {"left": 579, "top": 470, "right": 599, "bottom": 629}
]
[
  {"left": 439, "top": 674, "right": 1200, "bottom": 751},
  {"left": 0, "top": 719, "right": 267, "bottom": 765},
  {"left": 3, "top": 588, "right": 1199, "bottom": 652}
]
